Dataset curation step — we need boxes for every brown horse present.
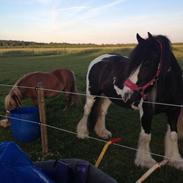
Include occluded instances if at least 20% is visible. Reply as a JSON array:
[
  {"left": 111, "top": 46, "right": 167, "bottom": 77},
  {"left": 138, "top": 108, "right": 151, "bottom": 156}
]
[{"left": 5, "top": 69, "right": 80, "bottom": 112}]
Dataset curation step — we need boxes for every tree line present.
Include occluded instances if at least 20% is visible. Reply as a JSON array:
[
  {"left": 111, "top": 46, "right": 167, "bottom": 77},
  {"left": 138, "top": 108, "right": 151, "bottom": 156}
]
[{"left": 0, "top": 40, "right": 134, "bottom": 48}]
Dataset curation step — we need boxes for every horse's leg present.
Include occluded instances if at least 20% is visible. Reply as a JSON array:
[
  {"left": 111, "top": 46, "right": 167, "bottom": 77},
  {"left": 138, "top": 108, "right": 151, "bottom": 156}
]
[
  {"left": 63, "top": 88, "right": 77, "bottom": 111},
  {"left": 135, "top": 102, "right": 157, "bottom": 168},
  {"left": 94, "top": 98, "right": 112, "bottom": 139},
  {"left": 62, "top": 90, "right": 71, "bottom": 111},
  {"left": 77, "top": 95, "right": 95, "bottom": 139},
  {"left": 165, "top": 110, "right": 183, "bottom": 169},
  {"left": 63, "top": 97, "right": 70, "bottom": 111}
]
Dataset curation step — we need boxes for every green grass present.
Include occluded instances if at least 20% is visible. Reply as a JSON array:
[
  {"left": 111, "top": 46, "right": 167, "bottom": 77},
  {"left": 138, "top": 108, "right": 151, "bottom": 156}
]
[{"left": 0, "top": 44, "right": 183, "bottom": 182}]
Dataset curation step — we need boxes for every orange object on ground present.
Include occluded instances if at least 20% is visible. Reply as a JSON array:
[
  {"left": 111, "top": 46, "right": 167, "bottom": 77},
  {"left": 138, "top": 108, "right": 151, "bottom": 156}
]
[{"left": 95, "top": 138, "right": 123, "bottom": 168}]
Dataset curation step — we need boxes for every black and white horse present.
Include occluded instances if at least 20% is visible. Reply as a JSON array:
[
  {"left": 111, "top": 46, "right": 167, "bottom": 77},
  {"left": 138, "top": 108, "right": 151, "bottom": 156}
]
[{"left": 77, "top": 32, "right": 183, "bottom": 169}]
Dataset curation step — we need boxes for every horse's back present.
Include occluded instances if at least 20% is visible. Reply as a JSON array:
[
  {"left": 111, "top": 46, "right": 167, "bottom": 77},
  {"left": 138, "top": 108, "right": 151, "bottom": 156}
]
[
  {"left": 17, "top": 72, "right": 63, "bottom": 97},
  {"left": 88, "top": 54, "right": 128, "bottom": 72},
  {"left": 51, "top": 69, "right": 75, "bottom": 91},
  {"left": 52, "top": 69, "right": 74, "bottom": 77},
  {"left": 87, "top": 54, "right": 129, "bottom": 95},
  {"left": 18, "top": 72, "right": 59, "bottom": 87}
]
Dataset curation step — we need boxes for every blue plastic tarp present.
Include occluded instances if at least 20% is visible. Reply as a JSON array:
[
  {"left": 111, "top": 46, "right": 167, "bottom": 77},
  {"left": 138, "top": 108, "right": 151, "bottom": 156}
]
[{"left": 0, "top": 141, "right": 55, "bottom": 183}]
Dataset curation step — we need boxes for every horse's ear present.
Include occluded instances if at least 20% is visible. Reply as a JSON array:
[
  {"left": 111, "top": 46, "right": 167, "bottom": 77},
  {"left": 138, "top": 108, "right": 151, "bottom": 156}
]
[
  {"left": 148, "top": 32, "right": 153, "bottom": 38},
  {"left": 136, "top": 33, "right": 145, "bottom": 43}
]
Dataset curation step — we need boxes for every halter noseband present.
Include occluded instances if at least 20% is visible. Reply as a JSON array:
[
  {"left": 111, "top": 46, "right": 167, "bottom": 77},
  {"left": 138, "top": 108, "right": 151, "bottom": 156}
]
[{"left": 124, "top": 40, "right": 163, "bottom": 98}]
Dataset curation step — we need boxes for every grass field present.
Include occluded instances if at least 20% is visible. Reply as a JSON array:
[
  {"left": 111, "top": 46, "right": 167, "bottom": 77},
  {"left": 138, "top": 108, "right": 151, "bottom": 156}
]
[{"left": 0, "top": 44, "right": 183, "bottom": 182}]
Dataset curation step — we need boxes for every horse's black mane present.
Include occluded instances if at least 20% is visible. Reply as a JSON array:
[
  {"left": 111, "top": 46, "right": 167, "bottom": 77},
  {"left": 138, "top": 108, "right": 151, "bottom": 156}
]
[
  {"left": 155, "top": 35, "right": 182, "bottom": 78},
  {"left": 155, "top": 35, "right": 171, "bottom": 46}
]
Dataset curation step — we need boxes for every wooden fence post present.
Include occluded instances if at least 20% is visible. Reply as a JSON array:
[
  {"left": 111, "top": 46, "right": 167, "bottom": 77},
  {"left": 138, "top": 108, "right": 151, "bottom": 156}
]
[{"left": 37, "top": 82, "right": 48, "bottom": 155}]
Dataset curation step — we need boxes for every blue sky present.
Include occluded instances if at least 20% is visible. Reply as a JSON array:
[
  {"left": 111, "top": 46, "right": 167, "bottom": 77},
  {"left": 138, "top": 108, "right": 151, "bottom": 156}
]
[{"left": 0, "top": 0, "right": 183, "bottom": 43}]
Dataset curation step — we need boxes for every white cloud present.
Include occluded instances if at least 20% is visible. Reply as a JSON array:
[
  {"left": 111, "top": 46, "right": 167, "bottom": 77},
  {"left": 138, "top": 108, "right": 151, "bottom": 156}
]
[{"left": 74, "top": 0, "right": 127, "bottom": 20}]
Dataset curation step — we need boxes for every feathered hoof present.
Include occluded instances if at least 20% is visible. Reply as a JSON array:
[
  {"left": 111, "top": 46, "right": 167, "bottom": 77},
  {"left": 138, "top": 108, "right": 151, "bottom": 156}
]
[
  {"left": 135, "top": 157, "right": 157, "bottom": 168},
  {"left": 168, "top": 158, "right": 183, "bottom": 170},
  {"left": 77, "top": 131, "right": 89, "bottom": 139},
  {"left": 0, "top": 119, "right": 10, "bottom": 128},
  {"left": 95, "top": 128, "right": 112, "bottom": 139},
  {"left": 76, "top": 122, "right": 89, "bottom": 139}
]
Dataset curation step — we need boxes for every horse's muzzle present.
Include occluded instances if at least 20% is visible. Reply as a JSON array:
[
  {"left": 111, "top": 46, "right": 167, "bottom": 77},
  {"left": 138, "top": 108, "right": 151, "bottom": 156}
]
[
  {"left": 129, "top": 92, "right": 142, "bottom": 110},
  {"left": 122, "top": 92, "right": 132, "bottom": 102}
]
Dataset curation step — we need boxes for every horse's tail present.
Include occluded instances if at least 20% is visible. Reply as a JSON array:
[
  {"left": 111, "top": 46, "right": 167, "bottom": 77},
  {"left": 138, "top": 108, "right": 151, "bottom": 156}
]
[
  {"left": 177, "top": 108, "right": 183, "bottom": 138},
  {"left": 70, "top": 72, "right": 80, "bottom": 106}
]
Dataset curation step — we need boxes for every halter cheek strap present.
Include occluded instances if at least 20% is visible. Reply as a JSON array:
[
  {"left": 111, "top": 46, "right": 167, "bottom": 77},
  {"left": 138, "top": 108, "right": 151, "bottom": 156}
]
[
  {"left": 124, "top": 68, "right": 159, "bottom": 98},
  {"left": 124, "top": 40, "right": 163, "bottom": 98}
]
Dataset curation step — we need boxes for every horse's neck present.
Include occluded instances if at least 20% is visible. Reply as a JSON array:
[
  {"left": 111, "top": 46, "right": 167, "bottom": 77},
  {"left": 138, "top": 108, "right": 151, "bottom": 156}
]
[
  {"left": 156, "top": 69, "right": 183, "bottom": 104},
  {"left": 9, "top": 79, "right": 23, "bottom": 97}
]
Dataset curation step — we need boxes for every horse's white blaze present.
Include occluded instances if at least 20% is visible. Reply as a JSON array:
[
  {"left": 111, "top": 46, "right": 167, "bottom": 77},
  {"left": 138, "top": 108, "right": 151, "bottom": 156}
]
[
  {"left": 120, "top": 65, "right": 141, "bottom": 101},
  {"left": 135, "top": 128, "right": 156, "bottom": 168},
  {"left": 129, "top": 64, "right": 141, "bottom": 82},
  {"left": 94, "top": 98, "right": 112, "bottom": 139},
  {"left": 86, "top": 54, "right": 114, "bottom": 94}
]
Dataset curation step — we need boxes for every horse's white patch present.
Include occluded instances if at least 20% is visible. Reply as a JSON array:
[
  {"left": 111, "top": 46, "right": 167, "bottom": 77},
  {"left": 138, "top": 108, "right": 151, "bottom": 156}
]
[
  {"left": 135, "top": 128, "right": 156, "bottom": 168},
  {"left": 165, "top": 125, "right": 172, "bottom": 157},
  {"left": 77, "top": 96, "right": 95, "bottom": 139},
  {"left": 86, "top": 54, "right": 115, "bottom": 95},
  {"left": 165, "top": 125, "right": 181, "bottom": 159},
  {"left": 114, "top": 84, "right": 133, "bottom": 103},
  {"left": 164, "top": 125, "right": 183, "bottom": 169},
  {"left": 113, "top": 84, "right": 123, "bottom": 96},
  {"left": 116, "top": 65, "right": 141, "bottom": 101},
  {"left": 129, "top": 64, "right": 141, "bottom": 83}
]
